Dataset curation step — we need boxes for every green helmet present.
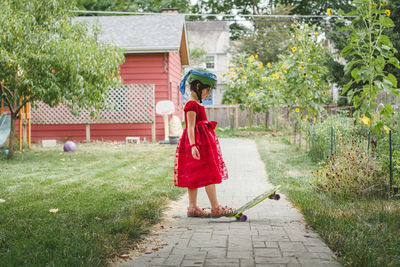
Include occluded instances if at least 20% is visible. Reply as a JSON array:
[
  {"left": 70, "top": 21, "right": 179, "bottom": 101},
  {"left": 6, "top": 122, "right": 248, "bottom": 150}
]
[{"left": 179, "top": 68, "right": 217, "bottom": 94}]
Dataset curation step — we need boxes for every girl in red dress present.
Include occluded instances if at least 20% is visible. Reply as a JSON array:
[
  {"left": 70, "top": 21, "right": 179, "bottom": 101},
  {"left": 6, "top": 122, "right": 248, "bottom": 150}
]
[{"left": 174, "top": 69, "right": 236, "bottom": 218}]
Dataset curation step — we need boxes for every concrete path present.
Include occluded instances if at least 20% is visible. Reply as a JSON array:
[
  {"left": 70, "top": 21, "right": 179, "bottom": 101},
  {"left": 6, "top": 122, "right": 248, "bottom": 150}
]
[{"left": 119, "top": 138, "right": 341, "bottom": 267}]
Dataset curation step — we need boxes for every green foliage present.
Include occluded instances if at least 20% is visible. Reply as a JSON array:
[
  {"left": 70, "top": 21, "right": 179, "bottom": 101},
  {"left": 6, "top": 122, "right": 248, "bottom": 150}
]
[
  {"left": 231, "top": 4, "right": 295, "bottom": 64},
  {"left": 76, "top": 0, "right": 191, "bottom": 13},
  {"left": 0, "top": 0, "right": 124, "bottom": 157},
  {"left": 306, "top": 114, "right": 358, "bottom": 161},
  {"left": 335, "top": 0, "right": 400, "bottom": 132},
  {"left": 277, "top": 23, "right": 331, "bottom": 116},
  {"left": 222, "top": 54, "right": 280, "bottom": 114}
]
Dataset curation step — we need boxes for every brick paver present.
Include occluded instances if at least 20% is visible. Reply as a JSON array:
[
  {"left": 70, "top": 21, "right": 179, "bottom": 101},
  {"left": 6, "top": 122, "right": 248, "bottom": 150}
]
[{"left": 118, "top": 138, "right": 341, "bottom": 267}]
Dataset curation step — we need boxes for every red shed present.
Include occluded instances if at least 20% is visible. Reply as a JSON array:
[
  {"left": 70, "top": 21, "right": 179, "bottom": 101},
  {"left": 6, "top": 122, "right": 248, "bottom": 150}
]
[{"left": 30, "top": 15, "right": 189, "bottom": 143}]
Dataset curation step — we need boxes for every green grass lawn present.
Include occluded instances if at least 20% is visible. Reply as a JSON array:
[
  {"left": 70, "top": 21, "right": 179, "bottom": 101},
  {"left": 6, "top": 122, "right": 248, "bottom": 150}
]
[
  {"left": 0, "top": 142, "right": 184, "bottom": 266},
  {"left": 255, "top": 135, "right": 400, "bottom": 267}
]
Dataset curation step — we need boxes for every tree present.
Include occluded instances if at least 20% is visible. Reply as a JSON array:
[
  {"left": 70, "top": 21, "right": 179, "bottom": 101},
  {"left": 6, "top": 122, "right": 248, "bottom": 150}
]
[
  {"left": 75, "top": 0, "right": 191, "bottom": 13},
  {"left": 0, "top": 0, "right": 124, "bottom": 158}
]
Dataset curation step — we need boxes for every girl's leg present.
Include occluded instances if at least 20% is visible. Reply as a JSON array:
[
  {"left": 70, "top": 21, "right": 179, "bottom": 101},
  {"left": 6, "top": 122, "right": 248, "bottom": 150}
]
[
  {"left": 188, "top": 188, "right": 198, "bottom": 208},
  {"left": 205, "top": 184, "right": 219, "bottom": 209}
]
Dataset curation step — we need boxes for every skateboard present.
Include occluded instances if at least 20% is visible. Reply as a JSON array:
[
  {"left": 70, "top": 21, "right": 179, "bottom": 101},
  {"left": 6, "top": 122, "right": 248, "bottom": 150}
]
[{"left": 228, "top": 185, "right": 281, "bottom": 222}]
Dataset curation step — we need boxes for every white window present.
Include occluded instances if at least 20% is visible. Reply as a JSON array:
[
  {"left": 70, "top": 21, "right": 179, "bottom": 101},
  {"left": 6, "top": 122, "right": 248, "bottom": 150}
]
[{"left": 205, "top": 55, "right": 216, "bottom": 70}]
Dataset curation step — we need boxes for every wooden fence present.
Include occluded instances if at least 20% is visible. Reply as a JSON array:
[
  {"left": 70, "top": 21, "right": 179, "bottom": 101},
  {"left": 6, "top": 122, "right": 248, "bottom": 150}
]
[{"left": 204, "top": 104, "right": 354, "bottom": 128}]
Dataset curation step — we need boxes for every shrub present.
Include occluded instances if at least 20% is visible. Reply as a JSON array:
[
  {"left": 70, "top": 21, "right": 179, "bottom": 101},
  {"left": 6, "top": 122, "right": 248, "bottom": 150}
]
[{"left": 311, "top": 143, "right": 389, "bottom": 198}]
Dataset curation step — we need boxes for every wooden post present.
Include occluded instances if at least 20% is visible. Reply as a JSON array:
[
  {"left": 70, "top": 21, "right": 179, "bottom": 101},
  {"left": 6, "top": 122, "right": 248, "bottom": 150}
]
[
  {"left": 152, "top": 85, "right": 156, "bottom": 142},
  {"left": 27, "top": 102, "right": 31, "bottom": 148},
  {"left": 235, "top": 105, "right": 239, "bottom": 128},
  {"left": 86, "top": 124, "right": 91, "bottom": 142}
]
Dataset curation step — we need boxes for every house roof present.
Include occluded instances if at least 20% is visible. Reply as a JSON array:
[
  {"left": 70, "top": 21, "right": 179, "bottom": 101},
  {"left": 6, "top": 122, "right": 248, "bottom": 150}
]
[{"left": 74, "top": 15, "right": 189, "bottom": 65}]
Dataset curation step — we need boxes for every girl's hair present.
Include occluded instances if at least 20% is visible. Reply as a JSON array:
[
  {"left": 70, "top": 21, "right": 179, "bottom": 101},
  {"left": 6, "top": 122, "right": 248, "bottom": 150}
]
[{"left": 189, "top": 80, "right": 210, "bottom": 104}]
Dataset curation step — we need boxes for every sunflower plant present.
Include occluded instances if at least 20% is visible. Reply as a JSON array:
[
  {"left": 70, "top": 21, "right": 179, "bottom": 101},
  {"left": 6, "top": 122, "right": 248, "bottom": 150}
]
[
  {"left": 223, "top": 54, "right": 281, "bottom": 126},
  {"left": 336, "top": 0, "right": 400, "bottom": 133},
  {"left": 277, "top": 23, "right": 331, "bottom": 119}
]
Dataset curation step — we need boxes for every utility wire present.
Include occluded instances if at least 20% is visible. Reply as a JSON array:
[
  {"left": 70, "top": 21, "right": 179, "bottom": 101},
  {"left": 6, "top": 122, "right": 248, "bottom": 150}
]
[{"left": 70, "top": 10, "right": 354, "bottom": 19}]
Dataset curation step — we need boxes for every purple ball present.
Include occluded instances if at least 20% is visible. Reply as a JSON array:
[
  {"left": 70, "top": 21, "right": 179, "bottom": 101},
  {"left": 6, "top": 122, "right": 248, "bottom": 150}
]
[{"left": 63, "top": 141, "right": 76, "bottom": 152}]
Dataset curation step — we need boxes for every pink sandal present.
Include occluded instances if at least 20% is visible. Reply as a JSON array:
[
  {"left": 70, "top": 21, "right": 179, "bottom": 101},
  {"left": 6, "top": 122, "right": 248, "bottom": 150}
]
[
  {"left": 211, "top": 205, "right": 237, "bottom": 218},
  {"left": 187, "top": 207, "right": 211, "bottom": 218}
]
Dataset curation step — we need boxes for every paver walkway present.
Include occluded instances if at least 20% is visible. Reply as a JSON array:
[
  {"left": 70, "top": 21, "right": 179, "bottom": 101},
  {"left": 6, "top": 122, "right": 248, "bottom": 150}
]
[{"left": 119, "top": 138, "right": 341, "bottom": 267}]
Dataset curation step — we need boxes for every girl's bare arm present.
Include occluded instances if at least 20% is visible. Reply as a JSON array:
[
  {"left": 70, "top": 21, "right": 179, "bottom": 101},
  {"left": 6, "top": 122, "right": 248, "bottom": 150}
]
[{"left": 187, "top": 111, "right": 200, "bottom": 160}]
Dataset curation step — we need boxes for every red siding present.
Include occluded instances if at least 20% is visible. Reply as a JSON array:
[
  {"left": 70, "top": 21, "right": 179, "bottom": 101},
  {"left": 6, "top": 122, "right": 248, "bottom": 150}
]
[
  {"left": 168, "top": 51, "right": 183, "bottom": 120},
  {"left": 30, "top": 52, "right": 184, "bottom": 143}
]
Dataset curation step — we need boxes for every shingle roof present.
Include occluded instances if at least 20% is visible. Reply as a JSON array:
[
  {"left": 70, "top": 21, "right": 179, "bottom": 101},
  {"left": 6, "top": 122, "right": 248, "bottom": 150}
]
[{"left": 74, "top": 15, "right": 188, "bottom": 56}]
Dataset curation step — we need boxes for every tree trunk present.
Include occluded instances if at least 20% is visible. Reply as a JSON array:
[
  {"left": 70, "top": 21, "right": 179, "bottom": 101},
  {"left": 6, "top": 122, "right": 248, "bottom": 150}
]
[
  {"left": 265, "top": 107, "right": 269, "bottom": 129},
  {"left": 7, "top": 112, "right": 17, "bottom": 159}
]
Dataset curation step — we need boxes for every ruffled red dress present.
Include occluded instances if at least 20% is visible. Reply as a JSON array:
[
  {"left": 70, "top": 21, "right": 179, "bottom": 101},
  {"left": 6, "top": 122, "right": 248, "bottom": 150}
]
[{"left": 174, "top": 101, "right": 228, "bottom": 189}]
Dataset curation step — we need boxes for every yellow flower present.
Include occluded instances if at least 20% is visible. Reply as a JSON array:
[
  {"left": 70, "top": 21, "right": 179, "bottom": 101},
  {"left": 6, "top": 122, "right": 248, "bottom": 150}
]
[
  {"left": 240, "top": 67, "right": 243, "bottom": 70},
  {"left": 315, "top": 32, "right": 319, "bottom": 36},
  {"left": 268, "top": 86, "right": 272, "bottom": 90},
  {"left": 386, "top": 9, "right": 390, "bottom": 17},
  {"left": 313, "top": 117, "right": 316, "bottom": 123},
  {"left": 295, "top": 108, "right": 300, "bottom": 113},
  {"left": 307, "top": 58, "right": 311, "bottom": 62},
  {"left": 281, "top": 65, "right": 285, "bottom": 69},
  {"left": 381, "top": 1, "right": 387, "bottom": 6},
  {"left": 384, "top": 125, "right": 390, "bottom": 134},
  {"left": 303, "top": 73, "right": 307, "bottom": 77},
  {"left": 292, "top": 46, "right": 297, "bottom": 52},
  {"left": 327, "top": 8, "right": 332, "bottom": 16},
  {"left": 284, "top": 70, "right": 287, "bottom": 73},
  {"left": 242, "top": 75, "right": 247, "bottom": 79},
  {"left": 261, "top": 76, "right": 267, "bottom": 81},
  {"left": 227, "top": 72, "right": 231, "bottom": 76},
  {"left": 7, "top": 61, "right": 10, "bottom": 67},
  {"left": 248, "top": 92, "right": 255, "bottom": 96},
  {"left": 267, "top": 62, "right": 271, "bottom": 68},
  {"left": 3, "top": 34, "right": 6, "bottom": 40},
  {"left": 255, "top": 54, "right": 259, "bottom": 59},
  {"left": 279, "top": 81, "right": 282, "bottom": 84},
  {"left": 249, "top": 55, "right": 255, "bottom": 62},
  {"left": 299, "top": 49, "right": 303, "bottom": 53},
  {"left": 299, "top": 65, "right": 304, "bottom": 70},
  {"left": 371, "top": 5, "right": 377, "bottom": 8},
  {"left": 259, "top": 62, "right": 263, "bottom": 68},
  {"left": 361, "top": 116, "right": 371, "bottom": 127},
  {"left": 295, "top": 34, "right": 299, "bottom": 38},
  {"left": 230, "top": 67, "right": 234, "bottom": 72}
]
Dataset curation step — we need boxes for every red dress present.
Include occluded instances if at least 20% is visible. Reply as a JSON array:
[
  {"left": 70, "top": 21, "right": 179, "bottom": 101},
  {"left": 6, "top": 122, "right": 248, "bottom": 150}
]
[{"left": 174, "top": 101, "right": 228, "bottom": 189}]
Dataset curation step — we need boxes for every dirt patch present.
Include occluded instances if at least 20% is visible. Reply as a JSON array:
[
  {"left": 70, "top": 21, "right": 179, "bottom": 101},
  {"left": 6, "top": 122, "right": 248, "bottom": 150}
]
[
  {"left": 285, "top": 169, "right": 308, "bottom": 177},
  {"left": 108, "top": 194, "right": 187, "bottom": 266},
  {"left": 235, "top": 131, "right": 271, "bottom": 136}
]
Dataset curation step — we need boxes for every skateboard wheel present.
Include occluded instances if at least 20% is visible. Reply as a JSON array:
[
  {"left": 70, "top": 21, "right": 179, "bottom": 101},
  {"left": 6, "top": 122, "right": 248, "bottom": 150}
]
[
  {"left": 236, "top": 216, "right": 240, "bottom": 221},
  {"left": 268, "top": 194, "right": 274, "bottom": 199},
  {"left": 274, "top": 194, "right": 280, "bottom": 200},
  {"left": 240, "top": 215, "right": 247, "bottom": 222}
]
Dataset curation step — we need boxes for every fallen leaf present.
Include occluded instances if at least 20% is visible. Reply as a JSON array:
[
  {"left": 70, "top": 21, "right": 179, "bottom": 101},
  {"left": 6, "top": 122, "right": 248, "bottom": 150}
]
[
  {"left": 132, "top": 166, "right": 137, "bottom": 170},
  {"left": 95, "top": 217, "right": 102, "bottom": 221},
  {"left": 144, "top": 251, "right": 152, "bottom": 254},
  {"left": 0, "top": 199, "right": 5, "bottom": 204},
  {"left": 49, "top": 208, "right": 59, "bottom": 213},
  {"left": 118, "top": 254, "right": 130, "bottom": 259},
  {"left": 152, "top": 247, "right": 159, "bottom": 251}
]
